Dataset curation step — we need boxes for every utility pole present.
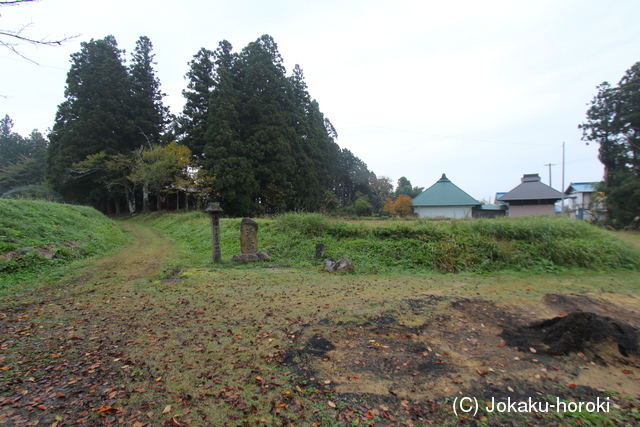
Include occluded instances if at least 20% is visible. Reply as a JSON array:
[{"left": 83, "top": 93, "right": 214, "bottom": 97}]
[
  {"left": 561, "top": 142, "right": 566, "bottom": 216},
  {"left": 544, "top": 163, "right": 556, "bottom": 188}
]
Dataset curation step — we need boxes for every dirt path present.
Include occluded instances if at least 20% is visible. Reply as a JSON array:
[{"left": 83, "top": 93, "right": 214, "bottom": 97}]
[
  {"left": 0, "top": 221, "right": 179, "bottom": 427},
  {"left": 65, "top": 220, "right": 177, "bottom": 286}
]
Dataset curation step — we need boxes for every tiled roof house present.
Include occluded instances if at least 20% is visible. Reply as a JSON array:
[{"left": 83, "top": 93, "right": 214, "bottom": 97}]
[{"left": 498, "top": 173, "right": 564, "bottom": 218}]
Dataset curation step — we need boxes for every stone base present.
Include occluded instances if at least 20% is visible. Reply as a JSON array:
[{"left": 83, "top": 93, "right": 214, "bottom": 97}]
[{"left": 232, "top": 251, "right": 272, "bottom": 262}]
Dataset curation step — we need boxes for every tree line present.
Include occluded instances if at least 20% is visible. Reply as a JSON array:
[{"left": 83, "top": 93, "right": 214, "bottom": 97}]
[
  {"left": 0, "top": 33, "right": 421, "bottom": 216},
  {"left": 2, "top": 33, "right": 428, "bottom": 216}
]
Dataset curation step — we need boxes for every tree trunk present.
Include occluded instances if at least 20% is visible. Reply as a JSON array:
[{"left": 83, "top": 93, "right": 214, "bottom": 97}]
[
  {"left": 142, "top": 182, "right": 150, "bottom": 213},
  {"left": 127, "top": 192, "right": 136, "bottom": 215}
]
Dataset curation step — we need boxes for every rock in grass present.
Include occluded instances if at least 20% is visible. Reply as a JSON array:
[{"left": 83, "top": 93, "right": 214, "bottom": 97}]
[{"left": 323, "top": 257, "right": 354, "bottom": 273}]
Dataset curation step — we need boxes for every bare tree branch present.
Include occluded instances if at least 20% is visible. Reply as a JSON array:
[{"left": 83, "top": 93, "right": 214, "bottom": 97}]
[
  {"left": 1, "top": 1, "right": 80, "bottom": 64},
  {"left": 0, "top": 1, "right": 39, "bottom": 5}
]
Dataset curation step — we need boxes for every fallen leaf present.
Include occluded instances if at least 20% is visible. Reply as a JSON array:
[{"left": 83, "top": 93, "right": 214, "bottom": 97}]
[
  {"left": 162, "top": 405, "right": 172, "bottom": 414},
  {"left": 327, "top": 401, "right": 336, "bottom": 408}
]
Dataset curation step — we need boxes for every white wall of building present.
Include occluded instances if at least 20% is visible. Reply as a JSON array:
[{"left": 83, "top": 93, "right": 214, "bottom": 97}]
[{"left": 414, "top": 206, "right": 473, "bottom": 218}]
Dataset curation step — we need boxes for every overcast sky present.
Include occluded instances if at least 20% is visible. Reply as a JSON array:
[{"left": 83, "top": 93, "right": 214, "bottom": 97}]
[{"left": 2, "top": 0, "right": 640, "bottom": 202}]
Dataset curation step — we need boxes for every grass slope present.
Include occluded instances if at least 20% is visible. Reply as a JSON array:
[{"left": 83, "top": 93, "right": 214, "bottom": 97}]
[
  {"left": 147, "top": 212, "right": 640, "bottom": 273},
  {"left": 0, "top": 200, "right": 128, "bottom": 288}
]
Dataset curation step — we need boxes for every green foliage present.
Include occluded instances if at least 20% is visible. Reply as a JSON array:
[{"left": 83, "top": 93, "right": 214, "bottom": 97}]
[
  {"left": 178, "top": 35, "right": 369, "bottom": 216},
  {"left": 580, "top": 62, "right": 640, "bottom": 224},
  {"left": 368, "top": 174, "right": 393, "bottom": 214},
  {"left": 147, "top": 212, "right": 640, "bottom": 273},
  {"left": 0, "top": 200, "right": 128, "bottom": 286},
  {"left": 275, "top": 212, "right": 328, "bottom": 237},
  {"left": 0, "top": 118, "right": 48, "bottom": 192},
  {"left": 129, "top": 36, "right": 169, "bottom": 144},
  {"left": 395, "top": 176, "right": 424, "bottom": 199},
  {"left": 48, "top": 35, "right": 136, "bottom": 204}
]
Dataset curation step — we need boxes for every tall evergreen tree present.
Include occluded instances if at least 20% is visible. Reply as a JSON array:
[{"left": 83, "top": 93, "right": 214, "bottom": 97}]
[
  {"left": 47, "top": 35, "right": 136, "bottom": 204},
  {"left": 129, "top": 36, "right": 168, "bottom": 146},
  {"left": 287, "top": 65, "right": 340, "bottom": 211},
  {"left": 580, "top": 61, "right": 640, "bottom": 223},
  {"left": 180, "top": 34, "right": 369, "bottom": 216},
  {"left": 204, "top": 41, "right": 260, "bottom": 216},
  {"left": 179, "top": 47, "right": 216, "bottom": 160},
  {"left": 235, "top": 34, "right": 297, "bottom": 214}
]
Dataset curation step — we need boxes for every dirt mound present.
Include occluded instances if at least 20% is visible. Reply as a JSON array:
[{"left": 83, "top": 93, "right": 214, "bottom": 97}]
[{"left": 502, "top": 311, "right": 638, "bottom": 357}]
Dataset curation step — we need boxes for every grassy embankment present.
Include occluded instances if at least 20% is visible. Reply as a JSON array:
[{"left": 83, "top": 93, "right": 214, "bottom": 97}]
[
  {"left": 147, "top": 211, "right": 640, "bottom": 274},
  {"left": 0, "top": 199, "right": 128, "bottom": 291}
]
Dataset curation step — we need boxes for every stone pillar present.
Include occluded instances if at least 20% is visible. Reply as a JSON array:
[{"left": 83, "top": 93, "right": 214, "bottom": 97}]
[
  {"left": 240, "top": 218, "right": 258, "bottom": 254},
  {"left": 204, "top": 203, "right": 223, "bottom": 263}
]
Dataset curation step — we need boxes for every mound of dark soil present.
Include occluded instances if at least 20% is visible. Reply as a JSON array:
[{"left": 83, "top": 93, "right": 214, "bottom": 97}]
[
  {"left": 502, "top": 312, "right": 638, "bottom": 357},
  {"left": 302, "top": 334, "right": 335, "bottom": 356}
]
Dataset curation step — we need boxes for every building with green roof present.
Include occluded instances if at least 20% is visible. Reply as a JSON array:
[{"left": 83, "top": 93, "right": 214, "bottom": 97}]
[{"left": 412, "top": 174, "right": 481, "bottom": 218}]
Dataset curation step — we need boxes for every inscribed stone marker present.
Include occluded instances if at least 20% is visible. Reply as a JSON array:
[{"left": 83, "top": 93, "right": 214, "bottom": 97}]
[{"left": 240, "top": 218, "right": 258, "bottom": 254}]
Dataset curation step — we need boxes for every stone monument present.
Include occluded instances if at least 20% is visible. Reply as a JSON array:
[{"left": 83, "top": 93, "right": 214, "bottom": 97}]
[
  {"left": 232, "top": 218, "right": 272, "bottom": 262},
  {"left": 240, "top": 218, "right": 258, "bottom": 254}
]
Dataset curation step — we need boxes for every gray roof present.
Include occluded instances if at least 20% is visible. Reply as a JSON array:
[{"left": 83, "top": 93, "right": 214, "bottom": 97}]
[
  {"left": 498, "top": 174, "right": 564, "bottom": 202},
  {"left": 413, "top": 174, "right": 480, "bottom": 207}
]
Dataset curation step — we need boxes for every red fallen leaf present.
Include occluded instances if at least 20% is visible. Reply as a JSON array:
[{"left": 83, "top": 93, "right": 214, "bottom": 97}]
[
  {"left": 568, "top": 384, "right": 577, "bottom": 388},
  {"left": 364, "top": 411, "right": 375, "bottom": 418},
  {"left": 37, "top": 404, "right": 47, "bottom": 410},
  {"left": 168, "top": 417, "right": 182, "bottom": 426},
  {"left": 552, "top": 366, "right": 561, "bottom": 371},
  {"left": 97, "top": 405, "right": 117, "bottom": 414},
  {"left": 477, "top": 370, "right": 489, "bottom": 377},
  {"left": 622, "top": 370, "right": 632, "bottom": 374}
]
